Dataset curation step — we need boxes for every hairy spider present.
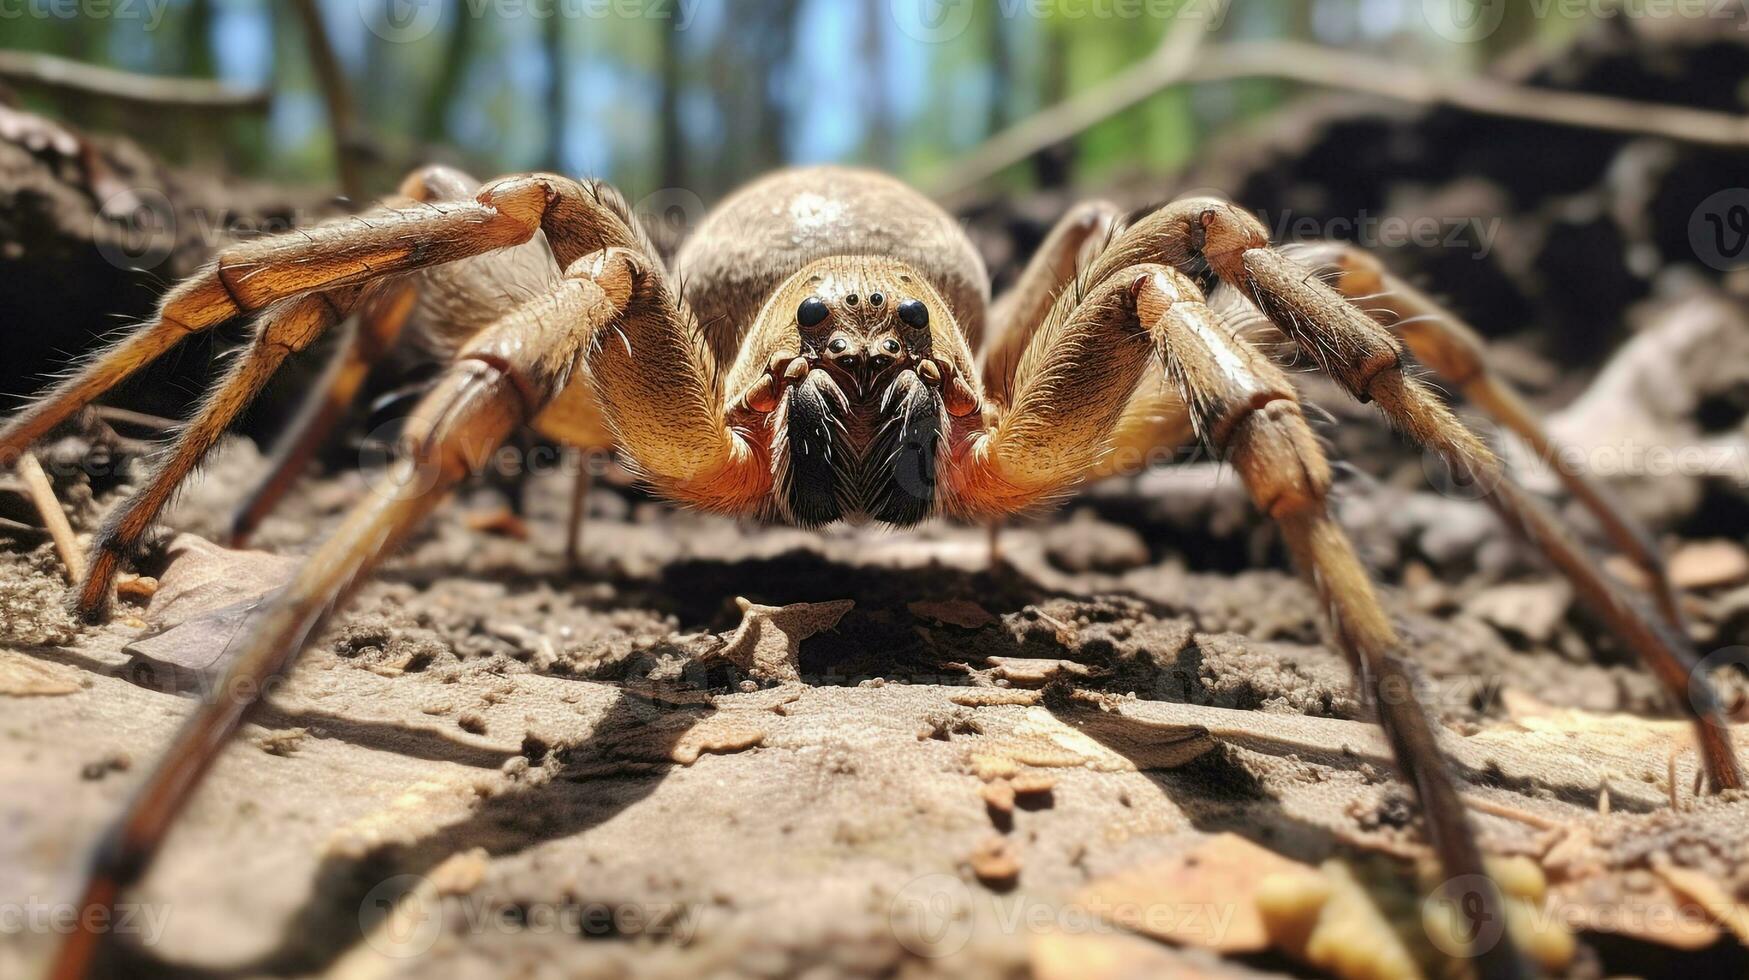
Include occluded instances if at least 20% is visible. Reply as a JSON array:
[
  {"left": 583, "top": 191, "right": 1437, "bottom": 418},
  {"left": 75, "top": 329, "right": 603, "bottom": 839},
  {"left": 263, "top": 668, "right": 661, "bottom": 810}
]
[{"left": 5, "top": 165, "right": 1738, "bottom": 980}]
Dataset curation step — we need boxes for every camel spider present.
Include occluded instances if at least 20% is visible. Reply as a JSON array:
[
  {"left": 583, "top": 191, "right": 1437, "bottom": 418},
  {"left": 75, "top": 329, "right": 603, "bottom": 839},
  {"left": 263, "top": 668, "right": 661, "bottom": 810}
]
[{"left": 5, "top": 165, "right": 1739, "bottom": 980}]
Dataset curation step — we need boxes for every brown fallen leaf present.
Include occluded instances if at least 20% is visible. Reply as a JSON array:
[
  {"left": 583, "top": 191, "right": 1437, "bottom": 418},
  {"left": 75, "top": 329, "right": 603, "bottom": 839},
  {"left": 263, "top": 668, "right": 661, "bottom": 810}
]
[
  {"left": 908, "top": 598, "right": 995, "bottom": 629},
  {"left": 0, "top": 650, "right": 86, "bottom": 696},
  {"left": 124, "top": 596, "right": 267, "bottom": 684},
  {"left": 1079, "top": 832, "right": 1320, "bottom": 954},
  {"left": 147, "top": 534, "right": 296, "bottom": 627},
  {"left": 711, "top": 596, "right": 853, "bottom": 683}
]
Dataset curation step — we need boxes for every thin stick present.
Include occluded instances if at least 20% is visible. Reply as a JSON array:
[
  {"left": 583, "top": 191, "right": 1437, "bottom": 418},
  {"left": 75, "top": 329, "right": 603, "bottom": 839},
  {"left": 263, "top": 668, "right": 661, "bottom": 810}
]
[
  {"left": 289, "top": 0, "right": 367, "bottom": 201},
  {"left": 17, "top": 453, "right": 85, "bottom": 583},
  {"left": 926, "top": 37, "right": 1749, "bottom": 199},
  {"left": 0, "top": 50, "right": 268, "bottom": 112}
]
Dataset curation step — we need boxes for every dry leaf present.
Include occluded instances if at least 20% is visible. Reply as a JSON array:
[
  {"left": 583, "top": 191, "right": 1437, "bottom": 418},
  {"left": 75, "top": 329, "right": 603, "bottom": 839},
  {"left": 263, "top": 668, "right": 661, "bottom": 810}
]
[
  {"left": 712, "top": 596, "right": 853, "bottom": 683},
  {"left": 1079, "top": 832, "right": 1320, "bottom": 954},
  {"left": 0, "top": 650, "right": 85, "bottom": 696},
  {"left": 147, "top": 534, "right": 296, "bottom": 626}
]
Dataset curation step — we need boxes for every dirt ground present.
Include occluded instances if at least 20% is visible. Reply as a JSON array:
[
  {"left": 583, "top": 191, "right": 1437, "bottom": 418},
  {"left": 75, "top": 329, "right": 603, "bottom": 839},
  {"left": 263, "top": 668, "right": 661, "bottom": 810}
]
[{"left": 3, "top": 422, "right": 1748, "bottom": 979}]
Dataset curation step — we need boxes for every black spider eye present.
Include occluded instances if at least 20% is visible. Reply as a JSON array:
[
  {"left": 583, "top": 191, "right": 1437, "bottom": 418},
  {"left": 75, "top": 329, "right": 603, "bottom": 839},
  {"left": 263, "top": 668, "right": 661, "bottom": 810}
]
[
  {"left": 882, "top": 338, "right": 901, "bottom": 354},
  {"left": 798, "top": 296, "right": 829, "bottom": 328},
  {"left": 897, "top": 298, "right": 929, "bottom": 329},
  {"left": 828, "top": 337, "right": 849, "bottom": 354},
  {"left": 869, "top": 292, "right": 884, "bottom": 307}
]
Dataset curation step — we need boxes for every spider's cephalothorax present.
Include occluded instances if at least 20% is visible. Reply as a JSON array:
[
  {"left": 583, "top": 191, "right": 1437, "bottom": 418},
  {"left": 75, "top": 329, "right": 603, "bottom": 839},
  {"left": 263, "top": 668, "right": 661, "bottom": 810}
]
[
  {"left": 734, "top": 256, "right": 983, "bottom": 528},
  {"left": 11, "top": 163, "right": 1737, "bottom": 980}
]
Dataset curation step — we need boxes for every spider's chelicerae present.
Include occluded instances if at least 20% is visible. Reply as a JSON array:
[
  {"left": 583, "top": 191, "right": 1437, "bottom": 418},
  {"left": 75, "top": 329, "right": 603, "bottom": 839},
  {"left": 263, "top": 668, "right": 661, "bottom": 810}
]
[{"left": 6, "top": 165, "right": 1739, "bottom": 980}]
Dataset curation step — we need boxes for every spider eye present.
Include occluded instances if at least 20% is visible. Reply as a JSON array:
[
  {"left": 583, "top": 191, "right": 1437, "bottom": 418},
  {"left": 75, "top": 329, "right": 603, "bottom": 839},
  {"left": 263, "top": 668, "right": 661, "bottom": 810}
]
[
  {"left": 798, "top": 296, "right": 829, "bottom": 328},
  {"left": 882, "top": 338, "right": 901, "bottom": 355},
  {"left": 897, "top": 299, "right": 929, "bottom": 329},
  {"left": 828, "top": 337, "right": 849, "bottom": 354},
  {"left": 869, "top": 292, "right": 885, "bottom": 307}
]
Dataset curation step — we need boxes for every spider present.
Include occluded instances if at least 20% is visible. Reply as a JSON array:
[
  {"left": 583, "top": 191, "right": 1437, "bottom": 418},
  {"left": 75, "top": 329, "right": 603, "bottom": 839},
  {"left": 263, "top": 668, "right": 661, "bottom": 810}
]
[{"left": 5, "top": 165, "right": 1739, "bottom": 980}]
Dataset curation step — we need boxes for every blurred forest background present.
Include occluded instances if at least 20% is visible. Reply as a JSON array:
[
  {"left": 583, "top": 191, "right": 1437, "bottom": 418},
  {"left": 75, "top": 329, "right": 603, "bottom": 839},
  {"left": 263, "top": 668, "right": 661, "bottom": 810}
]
[{"left": 0, "top": 0, "right": 1620, "bottom": 205}]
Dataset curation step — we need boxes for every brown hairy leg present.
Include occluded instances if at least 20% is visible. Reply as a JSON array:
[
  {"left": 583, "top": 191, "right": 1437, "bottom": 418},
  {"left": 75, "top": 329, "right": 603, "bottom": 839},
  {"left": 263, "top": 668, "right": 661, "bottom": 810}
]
[
  {"left": 227, "top": 280, "right": 416, "bottom": 548},
  {"left": 949, "top": 262, "right": 1527, "bottom": 979},
  {"left": 1299, "top": 241, "right": 1685, "bottom": 631},
  {"left": 1142, "top": 269, "right": 1529, "bottom": 980},
  {"left": 1080, "top": 196, "right": 1742, "bottom": 793},
  {"left": 980, "top": 198, "right": 1122, "bottom": 407},
  {"left": 1226, "top": 229, "right": 1742, "bottom": 791},
  {"left": 48, "top": 246, "right": 653, "bottom": 980},
  {"left": 76, "top": 288, "right": 363, "bottom": 619}
]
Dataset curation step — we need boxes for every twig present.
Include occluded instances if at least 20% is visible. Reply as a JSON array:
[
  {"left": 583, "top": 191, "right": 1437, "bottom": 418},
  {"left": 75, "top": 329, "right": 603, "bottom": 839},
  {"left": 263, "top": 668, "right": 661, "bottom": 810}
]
[
  {"left": 16, "top": 453, "right": 84, "bottom": 584},
  {"left": 290, "top": 0, "right": 367, "bottom": 201},
  {"left": 926, "top": 37, "right": 1749, "bottom": 199},
  {"left": 926, "top": 6, "right": 1213, "bottom": 200},
  {"left": 0, "top": 50, "right": 268, "bottom": 112}
]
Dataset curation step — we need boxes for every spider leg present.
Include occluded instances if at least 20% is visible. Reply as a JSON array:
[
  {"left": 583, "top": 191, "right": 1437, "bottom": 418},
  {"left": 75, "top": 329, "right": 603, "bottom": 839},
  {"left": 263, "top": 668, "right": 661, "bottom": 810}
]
[
  {"left": 226, "top": 279, "right": 416, "bottom": 548},
  {"left": 225, "top": 164, "right": 486, "bottom": 549},
  {"left": 1299, "top": 241, "right": 1685, "bottom": 631},
  {"left": 49, "top": 247, "right": 650, "bottom": 980},
  {"left": 948, "top": 264, "right": 1527, "bottom": 980},
  {"left": 1079, "top": 197, "right": 1742, "bottom": 793},
  {"left": 1148, "top": 270, "right": 1530, "bottom": 980},
  {"left": 1219, "top": 223, "right": 1743, "bottom": 793},
  {"left": 0, "top": 172, "right": 639, "bottom": 468},
  {"left": 75, "top": 288, "right": 365, "bottom": 619},
  {"left": 981, "top": 199, "right": 1122, "bottom": 407}
]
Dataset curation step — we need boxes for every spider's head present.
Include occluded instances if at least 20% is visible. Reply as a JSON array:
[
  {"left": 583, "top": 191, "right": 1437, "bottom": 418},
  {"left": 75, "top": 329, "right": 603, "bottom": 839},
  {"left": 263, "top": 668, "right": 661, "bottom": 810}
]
[
  {"left": 745, "top": 257, "right": 974, "bottom": 528},
  {"left": 787, "top": 262, "right": 942, "bottom": 399}
]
